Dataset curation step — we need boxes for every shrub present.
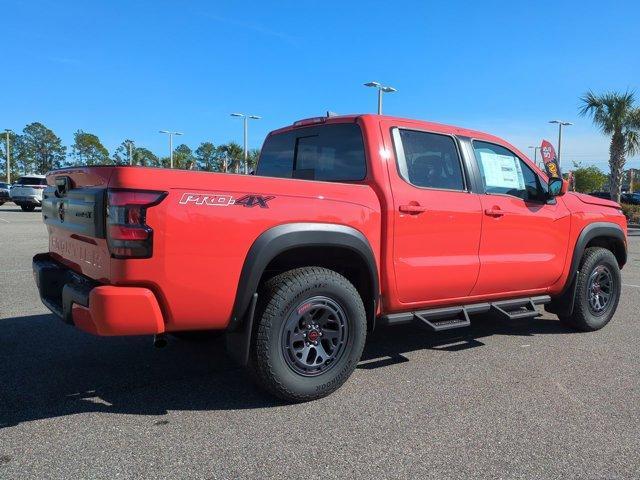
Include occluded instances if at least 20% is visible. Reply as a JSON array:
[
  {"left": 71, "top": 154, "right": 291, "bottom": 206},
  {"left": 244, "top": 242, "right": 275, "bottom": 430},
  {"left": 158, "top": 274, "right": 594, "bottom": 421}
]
[{"left": 620, "top": 203, "right": 640, "bottom": 224}]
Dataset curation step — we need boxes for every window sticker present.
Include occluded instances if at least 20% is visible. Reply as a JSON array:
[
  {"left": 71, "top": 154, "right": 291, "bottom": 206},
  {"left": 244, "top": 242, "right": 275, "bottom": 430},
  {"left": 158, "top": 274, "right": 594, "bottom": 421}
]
[{"left": 479, "top": 151, "right": 525, "bottom": 190}]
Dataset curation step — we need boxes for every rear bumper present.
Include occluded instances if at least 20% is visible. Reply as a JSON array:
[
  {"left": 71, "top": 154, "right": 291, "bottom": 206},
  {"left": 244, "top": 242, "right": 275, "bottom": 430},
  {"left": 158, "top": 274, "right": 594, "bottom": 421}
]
[
  {"left": 32, "top": 253, "right": 165, "bottom": 336},
  {"left": 12, "top": 196, "right": 42, "bottom": 205}
]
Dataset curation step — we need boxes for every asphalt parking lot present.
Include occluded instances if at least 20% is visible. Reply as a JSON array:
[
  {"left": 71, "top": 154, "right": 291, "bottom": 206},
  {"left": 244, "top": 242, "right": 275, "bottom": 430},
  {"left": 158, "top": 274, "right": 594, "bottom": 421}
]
[{"left": 0, "top": 203, "right": 639, "bottom": 479}]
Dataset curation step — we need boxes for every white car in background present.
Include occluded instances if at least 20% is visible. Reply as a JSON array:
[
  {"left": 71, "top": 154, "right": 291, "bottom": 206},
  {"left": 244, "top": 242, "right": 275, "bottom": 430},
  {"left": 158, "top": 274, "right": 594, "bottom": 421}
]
[
  {"left": 10, "top": 175, "right": 47, "bottom": 211},
  {"left": 0, "top": 182, "right": 11, "bottom": 206}
]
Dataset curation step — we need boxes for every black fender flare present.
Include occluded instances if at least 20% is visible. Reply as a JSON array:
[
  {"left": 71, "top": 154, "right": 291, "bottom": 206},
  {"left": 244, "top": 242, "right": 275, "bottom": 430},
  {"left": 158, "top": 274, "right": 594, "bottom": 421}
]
[
  {"left": 547, "top": 221, "right": 626, "bottom": 316},
  {"left": 567, "top": 222, "right": 626, "bottom": 281},
  {"left": 225, "top": 223, "right": 379, "bottom": 365}
]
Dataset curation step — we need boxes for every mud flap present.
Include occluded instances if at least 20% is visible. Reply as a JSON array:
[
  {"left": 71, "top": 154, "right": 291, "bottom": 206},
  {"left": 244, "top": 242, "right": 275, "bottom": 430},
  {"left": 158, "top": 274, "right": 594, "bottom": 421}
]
[
  {"left": 545, "top": 272, "right": 579, "bottom": 317},
  {"left": 225, "top": 293, "right": 258, "bottom": 366}
]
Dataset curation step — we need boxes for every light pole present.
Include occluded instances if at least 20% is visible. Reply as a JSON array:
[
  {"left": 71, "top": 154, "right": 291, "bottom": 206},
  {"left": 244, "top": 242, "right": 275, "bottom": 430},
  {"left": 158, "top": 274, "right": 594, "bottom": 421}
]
[
  {"left": 231, "top": 113, "right": 261, "bottom": 174},
  {"left": 4, "top": 129, "right": 12, "bottom": 184},
  {"left": 549, "top": 120, "right": 572, "bottom": 169},
  {"left": 364, "top": 81, "right": 397, "bottom": 115},
  {"left": 159, "top": 130, "right": 183, "bottom": 168},
  {"left": 125, "top": 140, "right": 134, "bottom": 166},
  {"left": 528, "top": 146, "right": 541, "bottom": 168}
]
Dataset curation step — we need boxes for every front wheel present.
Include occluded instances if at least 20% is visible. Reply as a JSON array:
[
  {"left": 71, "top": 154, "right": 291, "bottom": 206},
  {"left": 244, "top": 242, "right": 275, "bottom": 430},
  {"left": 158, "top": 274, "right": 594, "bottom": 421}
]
[
  {"left": 560, "top": 247, "right": 621, "bottom": 331},
  {"left": 251, "top": 267, "right": 366, "bottom": 402}
]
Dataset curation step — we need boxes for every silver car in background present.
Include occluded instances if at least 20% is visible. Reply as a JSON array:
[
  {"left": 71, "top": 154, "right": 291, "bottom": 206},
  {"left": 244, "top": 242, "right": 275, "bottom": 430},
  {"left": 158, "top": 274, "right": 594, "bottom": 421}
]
[{"left": 10, "top": 175, "right": 47, "bottom": 211}]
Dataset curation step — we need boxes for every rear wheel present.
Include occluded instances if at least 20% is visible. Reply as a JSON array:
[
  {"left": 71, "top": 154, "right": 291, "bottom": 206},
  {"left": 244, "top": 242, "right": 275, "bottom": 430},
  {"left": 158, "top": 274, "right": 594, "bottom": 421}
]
[
  {"left": 251, "top": 267, "right": 366, "bottom": 402},
  {"left": 20, "top": 205, "right": 36, "bottom": 212},
  {"left": 560, "top": 247, "right": 621, "bottom": 331}
]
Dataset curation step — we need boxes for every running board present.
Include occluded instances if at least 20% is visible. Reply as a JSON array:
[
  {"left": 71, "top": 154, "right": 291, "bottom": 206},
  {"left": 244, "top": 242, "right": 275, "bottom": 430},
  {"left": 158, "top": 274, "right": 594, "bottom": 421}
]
[{"left": 378, "top": 295, "right": 551, "bottom": 330}]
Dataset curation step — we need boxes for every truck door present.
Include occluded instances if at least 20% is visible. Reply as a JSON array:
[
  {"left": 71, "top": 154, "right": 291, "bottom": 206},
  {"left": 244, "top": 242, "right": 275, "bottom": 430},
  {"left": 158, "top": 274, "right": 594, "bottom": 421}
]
[
  {"left": 384, "top": 123, "right": 483, "bottom": 306},
  {"left": 468, "top": 140, "right": 571, "bottom": 295}
]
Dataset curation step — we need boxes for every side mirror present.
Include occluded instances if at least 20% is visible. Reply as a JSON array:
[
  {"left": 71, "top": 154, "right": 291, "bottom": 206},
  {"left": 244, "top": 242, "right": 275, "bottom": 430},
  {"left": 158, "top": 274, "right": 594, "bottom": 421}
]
[{"left": 548, "top": 177, "right": 567, "bottom": 197}]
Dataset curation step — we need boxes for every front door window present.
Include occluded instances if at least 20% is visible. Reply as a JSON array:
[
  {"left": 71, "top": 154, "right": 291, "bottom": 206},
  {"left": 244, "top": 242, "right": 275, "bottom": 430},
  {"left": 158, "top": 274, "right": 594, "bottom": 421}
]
[{"left": 473, "top": 141, "right": 547, "bottom": 202}]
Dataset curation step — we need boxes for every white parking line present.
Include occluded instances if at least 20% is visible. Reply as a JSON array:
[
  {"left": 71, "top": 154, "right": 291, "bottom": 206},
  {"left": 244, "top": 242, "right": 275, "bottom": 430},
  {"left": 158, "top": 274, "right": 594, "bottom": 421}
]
[
  {"left": 623, "top": 283, "right": 640, "bottom": 288},
  {"left": 0, "top": 218, "right": 9, "bottom": 223}
]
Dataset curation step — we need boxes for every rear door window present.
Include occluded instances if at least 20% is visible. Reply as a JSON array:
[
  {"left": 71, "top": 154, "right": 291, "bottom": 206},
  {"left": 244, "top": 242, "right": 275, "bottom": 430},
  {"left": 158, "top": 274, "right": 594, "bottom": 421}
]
[
  {"left": 392, "top": 128, "right": 466, "bottom": 191},
  {"left": 257, "top": 123, "right": 366, "bottom": 182}
]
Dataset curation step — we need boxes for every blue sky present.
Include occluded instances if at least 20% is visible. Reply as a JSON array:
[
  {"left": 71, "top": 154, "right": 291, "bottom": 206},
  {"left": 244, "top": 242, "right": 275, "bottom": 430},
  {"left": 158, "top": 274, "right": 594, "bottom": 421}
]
[{"left": 3, "top": 0, "right": 640, "bottom": 168}]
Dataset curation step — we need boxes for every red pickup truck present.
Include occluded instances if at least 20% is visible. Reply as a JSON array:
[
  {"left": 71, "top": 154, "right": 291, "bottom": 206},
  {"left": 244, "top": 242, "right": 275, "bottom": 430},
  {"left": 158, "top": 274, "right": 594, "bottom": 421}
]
[{"left": 33, "top": 114, "right": 627, "bottom": 401}]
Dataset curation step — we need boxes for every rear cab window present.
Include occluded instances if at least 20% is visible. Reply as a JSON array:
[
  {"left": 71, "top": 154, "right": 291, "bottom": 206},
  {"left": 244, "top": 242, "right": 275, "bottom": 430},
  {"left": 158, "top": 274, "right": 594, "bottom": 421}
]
[{"left": 257, "top": 123, "right": 366, "bottom": 182}]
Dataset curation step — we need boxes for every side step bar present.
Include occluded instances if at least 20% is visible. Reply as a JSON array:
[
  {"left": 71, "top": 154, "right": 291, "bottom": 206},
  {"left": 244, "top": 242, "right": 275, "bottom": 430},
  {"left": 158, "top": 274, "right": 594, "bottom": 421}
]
[
  {"left": 414, "top": 307, "right": 470, "bottom": 332},
  {"left": 378, "top": 295, "right": 551, "bottom": 331},
  {"left": 491, "top": 298, "right": 540, "bottom": 320}
]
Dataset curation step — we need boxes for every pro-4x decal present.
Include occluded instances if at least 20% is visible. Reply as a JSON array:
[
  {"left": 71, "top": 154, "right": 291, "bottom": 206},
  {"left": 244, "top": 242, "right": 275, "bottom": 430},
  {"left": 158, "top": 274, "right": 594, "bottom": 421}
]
[
  {"left": 234, "top": 194, "right": 275, "bottom": 208},
  {"left": 179, "top": 192, "right": 274, "bottom": 209}
]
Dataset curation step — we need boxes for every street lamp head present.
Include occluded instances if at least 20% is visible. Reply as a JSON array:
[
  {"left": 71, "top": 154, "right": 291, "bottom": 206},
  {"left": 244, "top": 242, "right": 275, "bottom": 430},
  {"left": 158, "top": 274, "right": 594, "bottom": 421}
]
[
  {"left": 549, "top": 120, "right": 572, "bottom": 126},
  {"left": 174, "top": 132, "right": 183, "bottom": 136},
  {"left": 231, "top": 113, "right": 245, "bottom": 118},
  {"left": 381, "top": 86, "right": 397, "bottom": 93},
  {"left": 364, "top": 81, "right": 381, "bottom": 88},
  {"left": 159, "top": 130, "right": 169, "bottom": 134},
  {"left": 249, "top": 115, "right": 261, "bottom": 120}
]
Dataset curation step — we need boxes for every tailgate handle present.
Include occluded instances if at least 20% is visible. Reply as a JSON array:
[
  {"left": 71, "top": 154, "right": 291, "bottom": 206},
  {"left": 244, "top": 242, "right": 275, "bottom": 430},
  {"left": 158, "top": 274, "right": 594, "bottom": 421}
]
[
  {"left": 55, "top": 176, "right": 72, "bottom": 197},
  {"left": 399, "top": 204, "right": 428, "bottom": 214}
]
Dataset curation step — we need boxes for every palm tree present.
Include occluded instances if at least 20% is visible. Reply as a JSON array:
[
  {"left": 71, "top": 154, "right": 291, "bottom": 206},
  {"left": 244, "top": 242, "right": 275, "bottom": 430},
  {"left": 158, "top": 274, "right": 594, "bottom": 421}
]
[
  {"left": 579, "top": 90, "right": 640, "bottom": 202},
  {"left": 219, "top": 142, "right": 244, "bottom": 173}
]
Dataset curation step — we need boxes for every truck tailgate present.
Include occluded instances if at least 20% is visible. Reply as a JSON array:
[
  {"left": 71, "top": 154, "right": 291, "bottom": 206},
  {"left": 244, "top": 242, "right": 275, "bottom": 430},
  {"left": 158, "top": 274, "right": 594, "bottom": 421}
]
[{"left": 42, "top": 168, "right": 114, "bottom": 282}]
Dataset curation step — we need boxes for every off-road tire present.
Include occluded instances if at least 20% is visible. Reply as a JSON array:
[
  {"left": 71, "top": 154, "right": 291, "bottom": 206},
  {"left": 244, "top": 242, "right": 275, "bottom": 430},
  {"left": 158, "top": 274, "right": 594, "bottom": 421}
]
[
  {"left": 560, "top": 247, "right": 621, "bottom": 331},
  {"left": 250, "top": 267, "right": 366, "bottom": 402}
]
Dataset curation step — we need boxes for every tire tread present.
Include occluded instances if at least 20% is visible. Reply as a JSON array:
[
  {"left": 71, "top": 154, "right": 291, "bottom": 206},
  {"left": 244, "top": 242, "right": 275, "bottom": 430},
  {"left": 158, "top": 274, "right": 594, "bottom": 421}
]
[{"left": 251, "top": 266, "right": 366, "bottom": 402}]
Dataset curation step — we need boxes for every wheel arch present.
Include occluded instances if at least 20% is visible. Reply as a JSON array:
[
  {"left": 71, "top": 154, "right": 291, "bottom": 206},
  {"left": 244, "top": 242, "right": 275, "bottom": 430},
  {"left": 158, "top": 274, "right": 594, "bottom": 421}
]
[
  {"left": 225, "top": 223, "right": 379, "bottom": 366},
  {"left": 229, "top": 223, "right": 379, "bottom": 330},
  {"left": 570, "top": 222, "right": 626, "bottom": 276},
  {"left": 547, "top": 221, "right": 626, "bottom": 317}
]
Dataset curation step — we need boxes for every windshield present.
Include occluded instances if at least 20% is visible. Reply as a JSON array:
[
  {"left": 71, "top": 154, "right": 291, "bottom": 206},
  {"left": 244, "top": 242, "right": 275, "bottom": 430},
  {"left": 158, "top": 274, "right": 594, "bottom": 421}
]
[{"left": 15, "top": 177, "right": 47, "bottom": 186}]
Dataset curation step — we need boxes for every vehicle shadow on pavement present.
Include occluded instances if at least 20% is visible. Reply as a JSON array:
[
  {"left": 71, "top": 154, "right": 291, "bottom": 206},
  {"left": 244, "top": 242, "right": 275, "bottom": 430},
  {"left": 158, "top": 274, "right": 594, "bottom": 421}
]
[
  {"left": 0, "top": 312, "right": 575, "bottom": 428},
  {"left": 360, "top": 313, "right": 576, "bottom": 369},
  {"left": 0, "top": 207, "right": 40, "bottom": 213}
]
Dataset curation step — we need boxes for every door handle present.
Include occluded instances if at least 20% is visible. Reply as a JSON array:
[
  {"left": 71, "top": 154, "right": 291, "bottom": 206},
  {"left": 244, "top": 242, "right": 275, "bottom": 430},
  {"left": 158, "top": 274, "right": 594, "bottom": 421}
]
[
  {"left": 399, "top": 204, "right": 428, "bottom": 214},
  {"left": 484, "top": 207, "right": 504, "bottom": 217}
]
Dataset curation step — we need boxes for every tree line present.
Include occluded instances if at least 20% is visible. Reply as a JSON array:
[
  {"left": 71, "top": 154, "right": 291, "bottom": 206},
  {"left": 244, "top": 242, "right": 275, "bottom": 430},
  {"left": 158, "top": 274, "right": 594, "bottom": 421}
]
[
  {"left": 0, "top": 122, "right": 260, "bottom": 181},
  {"left": 3, "top": 90, "right": 639, "bottom": 202}
]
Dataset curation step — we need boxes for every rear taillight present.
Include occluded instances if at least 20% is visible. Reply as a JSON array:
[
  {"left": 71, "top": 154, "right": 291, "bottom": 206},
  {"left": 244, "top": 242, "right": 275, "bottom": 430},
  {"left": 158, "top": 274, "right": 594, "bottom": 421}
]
[{"left": 106, "top": 189, "right": 166, "bottom": 259}]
